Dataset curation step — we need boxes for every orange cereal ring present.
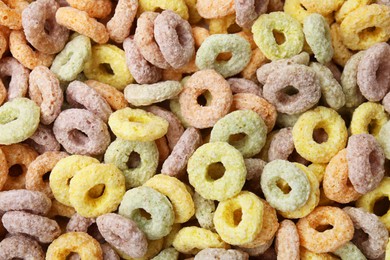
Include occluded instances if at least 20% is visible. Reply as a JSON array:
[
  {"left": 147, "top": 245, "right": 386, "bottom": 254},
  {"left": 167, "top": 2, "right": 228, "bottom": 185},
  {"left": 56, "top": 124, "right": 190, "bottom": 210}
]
[
  {"left": 85, "top": 80, "right": 128, "bottom": 111},
  {"left": 0, "top": 148, "right": 7, "bottom": 190},
  {"left": 0, "top": 29, "right": 7, "bottom": 59},
  {"left": 192, "top": 26, "right": 210, "bottom": 48},
  {"left": 0, "top": 1, "right": 22, "bottom": 29},
  {"left": 275, "top": 220, "right": 300, "bottom": 260},
  {"left": 55, "top": 7, "right": 109, "bottom": 44},
  {"left": 107, "top": 0, "right": 138, "bottom": 43},
  {"left": 66, "top": 0, "right": 112, "bottom": 19},
  {"left": 330, "top": 23, "right": 354, "bottom": 67},
  {"left": 196, "top": 0, "right": 235, "bottom": 19},
  {"left": 241, "top": 48, "right": 269, "bottom": 81},
  {"left": 47, "top": 199, "right": 76, "bottom": 219},
  {"left": 155, "top": 136, "right": 170, "bottom": 166}
]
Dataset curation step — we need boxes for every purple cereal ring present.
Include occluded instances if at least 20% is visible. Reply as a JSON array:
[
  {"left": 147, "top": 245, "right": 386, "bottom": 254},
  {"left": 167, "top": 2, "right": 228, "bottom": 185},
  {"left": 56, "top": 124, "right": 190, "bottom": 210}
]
[
  {"left": 101, "top": 243, "right": 120, "bottom": 260},
  {"left": 382, "top": 91, "right": 390, "bottom": 114},
  {"left": 123, "top": 37, "right": 162, "bottom": 84},
  {"left": 234, "top": 0, "right": 269, "bottom": 28},
  {"left": 21, "top": 0, "right": 69, "bottom": 54},
  {"left": 0, "top": 234, "right": 45, "bottom": 260},
  {"left": 2, "top": 211, "right": 61, "bottom": 243},
  {"left": 227, "top": 78, "right": 263, "bottom": 97},
  {"left": 154, "top": 10, "right": 195, "bottom": 69},
  {"left": 357, "top": 42, "right": 390, "bottom": 101},
  {"left": 97, "top": 213, "right": 148, "bottom": 258},
  {"left": 26, "top": 124, "right": 61, "bottom": 154},
  {"left": 0, "top": 57, "right": 29, "bottom": 100},
  {"left": 263, "top": 64, "right": 321, "bottom": 115},
  {"left": 66, "top": 80, "right": 112, "bottom": 123},
  {"left": 346, "top": 133, "right": 385, "bottom": 194},
  {"left": 53, "top": 109, "right": 111, "bottom": 156},
  {"left": 106, "top": 0, "right": 138, "bottom": 43},
  {"left": 244, "top": 158, "right": 266, "bottom": 193},
  {"left": 29, "top": 66, "right": 63, "bottom": 125},
  {"left": 195, "top": 248, "right": 249, "bottom": 260},
  {"left": 66, "top": 213, "right": 95, "bottom": 233},
  {"left": 0, "top": 189, "right": 51, "bottom": 215}
]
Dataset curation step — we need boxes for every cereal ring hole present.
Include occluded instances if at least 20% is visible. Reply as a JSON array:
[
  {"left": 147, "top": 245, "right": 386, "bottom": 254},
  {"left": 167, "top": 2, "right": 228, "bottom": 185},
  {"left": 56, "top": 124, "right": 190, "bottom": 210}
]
[
  {"left": 312, "top": 128, "right": 328, "bottom": 144},
  {"left": 314, "top": 224, "right": 334, "bottom": 232},
  {"left": 228, "top": 133, "right": 248, "bottom": 147},
  {"left": 126, "top": 151, "right": 141, "bottom": 169},
  {"left": 68, "top": 129, "right": 89, "bottom": 145},
  {"left": 358, "top": 27, "right": 382, "bottom": 42},
  {"left": 207, "top": 162, "right": 226, "bottom": 181},
  {"left": 276, "top": 178, "right": 292, "bottom": 194},
  {"left": 233, "top": 208, "right": 243, "bottom": 226},
  {"left": 1, "top": 75, "right": 11, "bottom": 88},
  {"left": 373, "top": 196, "right": 390, "bottom": 217},
  {"left": 273, "top": 30, "right": 286, "bottom": 45},
  {"left": 216, "top": 52, "right": 233, "bottom": 61},
  {"left": 196, "top": 90, "right": 212, "bottom": 106},
  {"left": 368, "top": 120, "right": 379, "bottom": 135},
  {"left": 99, "top": 63, "right": 115, "bottom": 75},
  {"left": 280, "top": 85, "right": 299, "bottom": 96},
  {"left": 139, "top": 208, "right": 152, "bottom": 220},
  {"left": 227, "top": 23, "right": 242, "bottom": 34},
  {"left": 67, "top": 252, "right": 80, "bottom": 259},
  {"left": 42, "top": 171, "right": 51, "bottom": 182},
  {"left": 8, "top": 164, "right": 24, "bottom": 177},
  {"left": 88, "top": 184, "right": 106, "bottom": 199}
]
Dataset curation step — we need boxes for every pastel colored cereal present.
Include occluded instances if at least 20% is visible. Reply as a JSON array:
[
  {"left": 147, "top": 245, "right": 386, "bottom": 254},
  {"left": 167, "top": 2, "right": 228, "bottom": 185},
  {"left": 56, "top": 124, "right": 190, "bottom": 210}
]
[
  {"left": 0, "top": 234, "right": 45, "bottom": 260},
  {"left": 106, "top": 0, "right": 138, "bottom": 43},
  {"left": 0, "top": 189, "right": 51, "bottom": 215},
  {"left": 350, "top": 102, "right": 389, "bottom": 137}
]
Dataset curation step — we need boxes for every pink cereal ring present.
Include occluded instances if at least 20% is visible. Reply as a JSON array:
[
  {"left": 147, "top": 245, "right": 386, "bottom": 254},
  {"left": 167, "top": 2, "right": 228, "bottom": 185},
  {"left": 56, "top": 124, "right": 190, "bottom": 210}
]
[
  {"left": 0, "top": 189, "right": 51, "bottom": 215},
  {"left": 29, "top": 66, "right": 63, "bottom": 125},
  {"left": 66, "top": 213, "right": 95, "bottom": 233},
  {"left": 0, "top": 57, "right": 28, "bottom": 100},
  {"left": 26, "top": 124, "right": 61, "bottom": 154},
  {"left": 0, "top": 234, "right": 45, "bottom": 260},
  {"left": 275, "top": 220, "right": 300, "bottom": 260},
  {"left": 227, "top": 78, "right": 263, "bottom": 97},
  {"left": 234, "top": 0, "right": 269, "bottom": 28},
  {"left": 107, "top": 0, "right": 138, "bottom": 43},
  {"left": 84, "top": 80, "right": 128, "bottom": 111}
]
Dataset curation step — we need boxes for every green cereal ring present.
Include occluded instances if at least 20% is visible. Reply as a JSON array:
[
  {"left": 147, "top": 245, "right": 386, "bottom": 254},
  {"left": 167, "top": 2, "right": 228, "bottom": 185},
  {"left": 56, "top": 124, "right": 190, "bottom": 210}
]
[
  {"left": 260, "top": 160, "right": 311, "bottom": 212},
  {"left": 118, "top": 186, "right": 174, "bottom": 240},
  {"left": 309, "top": 62, "right": 345, "bottom": 110},
  {"left": 252, "top": 12, "right": 304, "bottom": 60},
  {"left": 151, "top": 247, "right": 179, "bottom": 260},
  {"left": 0, "top": 98, "right": 40, "bottom": 145},
  {"left": 333, "top": 242, "right": 367, "bottom": 260},
  {"left": 50, "top": 35, "right": 91, "bottom": 82},
  {"left": 187, "top": 142, "right": 246, "bottom": 201},
  {"left": 378, "top": 121, "right": 390, "bottom": 160},
  {"left": 303, "top": 14, "right": 333, "bottom": 64},
  {"left": 210, "top": 110, "right": 267, "bottom": 158},
  {"left": 104, "top": 139, "right": 159, "bottom": 189},
  {"left": 195, "top": 34, "right": 251, "bottom": 78},
  {"left": 193, "top": 192, "right": 216, "bottom": 231},
  {"left": 276, "top": 112, "right": 303, "bottom": 128},
  {"left": 169, "top": 98, "right": 191, "bottom": 128}
]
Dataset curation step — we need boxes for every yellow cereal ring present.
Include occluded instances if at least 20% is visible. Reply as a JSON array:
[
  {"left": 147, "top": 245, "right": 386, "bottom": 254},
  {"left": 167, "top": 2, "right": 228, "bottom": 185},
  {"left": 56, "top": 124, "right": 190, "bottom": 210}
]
[
  {"left": 207, "top": 14, "right": 236, "bottom": 35},
  {"left": 138, "top": 0, "right": 189, "bottom": 20},
  {"left": 116, "top": 238, "right": 163, "bottom": 260},
  {"left": 84, "top": 44, "right": 133, "bottom": 90},
  {"left": 184, "top": 0, "right": 202, "bottom": 24},
  {"left": 69, "top": 163, "right": 126, "bottom": 218},
  {"left": 335, "top": 0, "right": 372, "bottom": 23},
  {"left": 50, "top": 155, "right": 99, "bottom": 207},
  {"left": 330, "top": 23, "right": 355, "bottom": 67},
  {"left": 172, "top": 226, "right": 229, "bottom": 254},
  {"left": 307, "top": 163, "right": 327, "bottom": 183},
  {"left": 356, "top": 177, "right": 390, "bottom": 230},
  {"left": 108, "top": 108, "right": 169, "bottom": 142},
  {"left": 144, "top": 174, "right": 195, "bottom": 223},
  {"left": 213, "top": 191, "right": 264, "bottom": 245},
  {"left": 293, "top": 106, "right": 348, "bottom": 163},
  {"left": 284, "top": 0, "right": 335, "bottom": 24},
  {"left": 46, "top": 232, "right": 103, "bottom": 259},
  {"left": 300, "top": 0, "right": 344, "bottom": 15},
  {"left": 350, "top": 102, "right": 389, "bottom": 137},
  {"left": 340, "top": 4, "right": 390, "bottom": 50}
]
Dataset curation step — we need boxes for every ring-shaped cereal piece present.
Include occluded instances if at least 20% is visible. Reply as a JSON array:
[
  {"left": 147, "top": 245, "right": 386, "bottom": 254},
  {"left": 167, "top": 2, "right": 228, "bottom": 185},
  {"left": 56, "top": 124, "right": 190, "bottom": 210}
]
[
  {"left": 275, "top": 220, "right": 300, "bottom": 260},
  {"left": 108, "top": 107, "right": 169, "bottom": 142},
  {"left": 144, "top": 174, "right": 195, "bottom": 223},
  {"left": 50, "top": 34, "right": 92, "bottom": 82},
  {"left": 55, "top": 7, "right": 109, "bottom": 44},
  {"left": 210, "top": 110, "right": 267, "bottom": 158},
  {"left": 261, "top": 160, "right": 311, "bottom": 212},
  {"left": 227, "top": 78, "right": 262, "bottom": 97},
  {"left": 118, "top": 186, "right": 175, "bottom": 240},
  {"left": 234, "top": 0, "right": 269, "bottom": 29},
  {"left": 350, "top": 102, "right": 389, "bottom": 137},
  {"left": 252, "top": 12, "right": 304, "bottom": 60},
  {"left": 206, "top": 14, "right": 236, "bottom": 35},
  {"left": 193, "top": 192, "right": 215, "bottom": 230},
  {"left": 0, "top": 234, "right": 45, "bottom": 260},
  {"left": 47, "top": 199, "right": 76, "bottom": 219},
  {"left": 296, "top": 206, "right": 354, "bottom": 253},
  {"left": 138, "top": 0, "right": 189, "bottom": 20},
  {"left": 85, "top": 80, "right": 128, "bottom": 111},
  {"left": 107, "top": 0, "right": 138, "bottom": 43},
  {"left": 50, "top": 155, "right": 100, "bottom": 206},
  {"left": 0, "top": 189, "right": 51, "bottom": 215},
  {"left": 66, "top": 0, "right": 112, "bottom": 19},
  {"left": 69, "top": 163, "right": 126, "bottom": 218},
  {"left": 0, "top": 1, "right": 23, "bottom": 30},
  {"left": 0, "top": 57, "right": 29, "bottom": 101},
  {"left": 292, "top": 106, "right": 348, "bottom": 163},
  {"left": 196, "top": 34, "right": 251, "bottom": 78},
  {"left": 196, "top": 248, "right": 248, "bottom": 260},
  {"left": 196, "top": 0, "right": 234, "bottom": 19},
  {"left": 116, "top": 238, "right": 163, "bottom": 260},
  {"left": 333, "top": 242, "right": 367, "bottom": 260},
  {"left": 46, "top": 232, "right": 103, "bottom": 259},
  {"left": 104, "top": 138, "right": 158, "bottom": 189},
  {"left": 187, "top": 142, "right": 246, "bottom": 201},
  {"left": 66, "top": 213, "right": 96, "bottom": 234},
  {"left": 26, "top": 124, "right": 60, "bottom": 154},
  {"left": 241, "top": 48, "right": 269, "bottom": 81},
  {"left": 357, "top": 42, "right": 390, "bottom": 101},
  {"left": 330, "top": 25, "right": 354, "bottom": 68},
  {"left": 378, "top": 120, "right": 390, "bottom": 160},
  {"left": 300, "top": 0, "right": 344, "bottom": 15},
  {"left": 283, "top": 0, "right": 334, "bottom": 24}
]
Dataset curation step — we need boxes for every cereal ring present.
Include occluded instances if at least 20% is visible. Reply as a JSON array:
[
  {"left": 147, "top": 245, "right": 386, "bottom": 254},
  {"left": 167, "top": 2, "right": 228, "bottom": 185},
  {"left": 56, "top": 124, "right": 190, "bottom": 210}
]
[
  {"left": 300, "top": 0, "right": 344, "bottom": 15},
  {"left": 297, "top": 206, "right": 354, "bottom": 253},
  {"left": 263, "top": 64, "right": 321, "bottom": 114},
  {"left": 303, "top": 14, "right": 333, "bottom": 64},
  {"left": 50, "top": 155, "right": 100, "bottom": 206},
  {"left": 343, "top": 207, "right": 388, "bottom": 259},
  {"left": 2, "top": 211, "right": 61, "bottom": 243},
  {"left": 118, "top": 186, "right": 174, "bottom": 240},
  {"left": 241, "top": 47, "right": 269, "bottom": 81},
  {"left": 178, "top": 69, "right": 233, "bottom": 129},
  {"left": 196, "top": 0, "right": 234, "bottom": 19},
  {"left": 357, "top": 42, "right": 390, "bottom": 101},
  {"left": 155, "top": 136, "right": 170, "bottom": 166},
  {"left": 268, "top": 127, "right": 304, "bottom": 163},
  {"left": 101, "top": 243, "right": 120, "bottom": 260},
  {"left": 123, "top": 37, "right": 162, "bottom": 84},
  {"left": 104, "top": 138, "right": 158, "bottom": 188},
  {"left": 85, "top": 80, "right": 128, "bottom": 111},
  {"left": 210, "top": 110, "right": 267, "bottom": 158},
  {"left": 66, "top": 213, "right": 95, "bottom": 233},
  {"left": 193, "top": 192, "right": 215, "bottom": 231},
  {"left": 292, "top": 106, "right": 348, "bottom": 163},
  {"left": 84, "top": 44, "right": 133, "bottom": 90},
  {"left": 106, "top": 0, "right": 138, "bottom": 43},
  {"left": 283, "top": 0, "right": 335, "bottom": 24},
  {"left": 275, "top": 220, "right": 300, "bottom": 260},
  {"left": 144, "top": 174, "right": 195, "bottom": 223},
  {"left": 276, "top": 112, "right": 303, "bottom": 128},
  {"left": 0, "top": 1, "right": 23, "bottom": 30},
  {"left": 238, "top": 238, "right": 274, "bottom": 257},
  {"left": 69, "top": 163, "right": 126, "bottom": 218},
  {"left": 300, "top": 247, "right": 338, "bottom": 260},
  {"left": 187, "top": 142, "right": 246, "bottom": 201},
  {"left": 340, "top": 4, "right": 390, "bottom": 51},
  {"left": 195, "top": 249, "right": 249, "bottom": 260},
  {"left": 196, "top": 34, "right": 251, "bottom": 78},
  {"left": 350, "top": 102, "right": 389, "bottom": 137},
  {"left": 46, "top": 232, "right": 103, "bottom": 259},
  {"left": 261, "top": 160, "right": 311, "bottom": 212},
  {"left": 333, "top": 242, "right": 366, "bottom": 260},
  {"left": 330, "top": 23, "right": 354, "bottom": 67},
  {"left": 50, "top": 34, "right": 92, "bottom": 82},
  {"left": 66, "top": 80, "right": 112, "bottom": 123},
  {"left": 124, "top": 81, "right": 183, "bottom": 106},
  {"left": 0, "top": 234, "right": 45, "bottom": 260},
  {"left": 0, "top": 189, "right": 51, "bottom": 215},
  {"left": 26, "top": 151, "right": 68, "bottom": 198},
  {"left": 383, "top": 91, "right": 390, "bottom": 114},
  {"left": 378, "top": 120, "right": 390, "bottom": 159},
  {"left": 154, "top": 10, "right": 195, "bottom": 69},
  {"left": 29, "top": 66, "right": 63, "bottom": 125},
  {"left": 206, "top": 15, "right": 237, "bottom": 36},
  {"left": 55, "top": 7, "right": 109, "bottom": 44},
  {"left": 252, "top": 12, "right": 304, "bottom": 60},
  {"left": 172, "top": 226, "right": 228, "bottom": 254},
  {"left": 152, "top": 247, "right": 179, "bottom": 260},
  {"left": 138, "top": 0, "right": 189, "bottom": 20},
  {"left": 47, "top": 199, "right": 76, "bottom": 219},
  {"left": 0, "top": 57, "right": 29, "bottom": 101},
  {"left": 53, "top": 109, "right": 111, "bottom": 155},
  {"left": 96, "top": 213, "right": 148, "bottom": 258},
  {"left": 116, "top": 238, "right": 163, "bottom": 260},
  {"left": 213, "top": 191, "right": 264, "bottom": 245},
  {"left": 323, "top": 149, "right": 361, "bottom": 203},
  {"left": 26, "top": 124, "right": 61, "bottom": 154},
  {"left": 108, "top": 108, "right": 169, "bottom": 142},
  {"left": 66, "top": 0, "right": 112, "bottom": 18},
  {"left": 227, "top": 78, "right": 262, "bottom": 97},
  {"left": 335, "top": 0, "right": 371, "bottom": 23},
  {"left": 234, "top": 0, "right": 269, "bottom": 28}
]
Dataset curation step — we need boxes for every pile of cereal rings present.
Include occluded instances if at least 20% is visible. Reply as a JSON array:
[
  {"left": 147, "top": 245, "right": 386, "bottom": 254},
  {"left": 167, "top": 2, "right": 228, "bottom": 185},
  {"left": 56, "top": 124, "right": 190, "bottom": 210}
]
[{"left": 0, "top": 0, "right": 389, "bottom": 259}]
